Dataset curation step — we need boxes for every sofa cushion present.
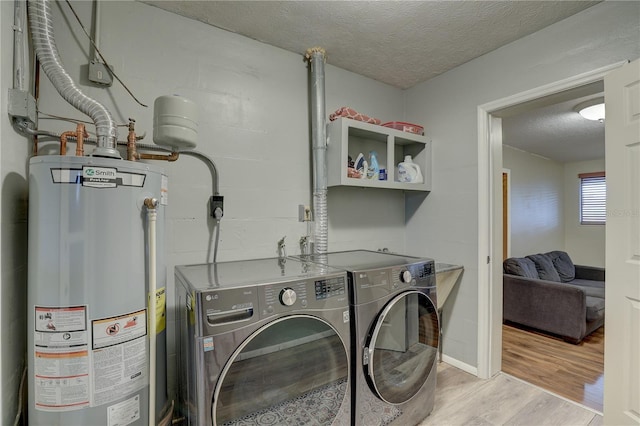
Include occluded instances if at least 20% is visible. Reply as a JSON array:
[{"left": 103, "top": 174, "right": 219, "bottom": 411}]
[
  {"left": 526, "top": 253, "right": 561, "bottom": 282},
  {"left": 570, "top": 278, "right": 604, "bottom": 289},
  {"left": 546, "top": 250, "right": 575, "bottom": 283},
  {"left": 503, "top": 257, "right": 539, "bottom": 279},
  {"left": 586, "top": 296, "right": 605, "bottom": 322},
  {"left": 570, "top": 280, "right": 605, "bottom": 298}
]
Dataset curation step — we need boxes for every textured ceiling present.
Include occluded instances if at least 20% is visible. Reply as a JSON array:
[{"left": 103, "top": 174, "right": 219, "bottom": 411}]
[
  {"left": 144, "top": 0, "right": 600, "bottom": 89},
  {"left": 502, "top": 89, "right": 605, "bottom": 163},
  {"left": 143, "top": 0, "right": 605, "bottom": 162}
]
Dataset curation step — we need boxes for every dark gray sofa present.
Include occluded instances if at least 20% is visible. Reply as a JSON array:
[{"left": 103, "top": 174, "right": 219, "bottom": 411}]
[{"left": 503, "top": 250, "right": 605, "bottom": 343}]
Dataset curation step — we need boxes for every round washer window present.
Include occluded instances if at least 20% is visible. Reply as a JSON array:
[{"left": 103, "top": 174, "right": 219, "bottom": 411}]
[
  {"left": 367, "top": 291, "right": 439, "bottom": 405},
  {"left": 213, "top": 315, "right": 349, "bottom": 425}
]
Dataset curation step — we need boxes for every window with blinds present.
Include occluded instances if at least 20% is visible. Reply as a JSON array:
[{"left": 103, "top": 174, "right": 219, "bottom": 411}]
[{"left": 579, "top": 172, "right": 606, "bottom": 225}]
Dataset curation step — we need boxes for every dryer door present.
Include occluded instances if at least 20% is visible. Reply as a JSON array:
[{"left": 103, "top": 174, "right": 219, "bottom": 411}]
[
  {"left": 365, "top": 290, "right": 439, "bottom": 405},
  {"left": 212, "top": 314, "right": 349, "bottom": 425}
]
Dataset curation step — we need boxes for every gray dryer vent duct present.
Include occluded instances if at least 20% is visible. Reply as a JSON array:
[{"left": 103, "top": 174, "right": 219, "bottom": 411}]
[
  {"left": 28, "top": 0, "right": 120, "bottom": 158},
  {"left": 305, "top": 47, "right": 328, "bottom": 255}
]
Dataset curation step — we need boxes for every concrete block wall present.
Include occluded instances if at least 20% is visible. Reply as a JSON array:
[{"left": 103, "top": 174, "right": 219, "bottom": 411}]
[
  {"left": 32, "top": 0, "right": 409, "bottom": 400},
  {"left": 2, "top": 0, "right": 638, "bottom": 422},
  {"left": 404, "top": 1, "right": 639, "bottom": 368}
]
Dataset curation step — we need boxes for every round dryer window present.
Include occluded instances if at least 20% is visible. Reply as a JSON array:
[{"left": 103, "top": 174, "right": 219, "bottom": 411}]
[
  {"left": 212, "top": 315, "right": 349, "bottom": 425},
  {"left": 366, "top": 291, "right": 439, "bottom": 405}
]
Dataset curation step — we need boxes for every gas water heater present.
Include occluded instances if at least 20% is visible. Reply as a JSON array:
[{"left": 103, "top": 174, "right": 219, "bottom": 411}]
[{"left": 27, "top": 155, "right": 168, "bottom": 425}]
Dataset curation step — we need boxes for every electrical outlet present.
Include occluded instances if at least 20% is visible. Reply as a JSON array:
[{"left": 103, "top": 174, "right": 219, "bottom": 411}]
[
  {"left": 88, "top": 60, "right": 113, "bottom": 86},
  {"left": 298, "top": 204, "right": 312, "bottom": 222},
  {"left": 210, "top": 195, "right": 224, "bottom": 219}
]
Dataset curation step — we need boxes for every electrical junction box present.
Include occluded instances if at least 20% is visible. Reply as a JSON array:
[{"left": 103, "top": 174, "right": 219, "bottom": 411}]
[
  {"left": 8, "top": 88, "right": 37, "bottom": 125},
  {"left": 88, "top": 60, "right": 113, "bottom": 86}
]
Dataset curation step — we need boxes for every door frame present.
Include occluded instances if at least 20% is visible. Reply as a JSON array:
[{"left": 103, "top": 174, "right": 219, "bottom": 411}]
[
  {"left": 476, "top": 61, "right": 627, "bottom": 379},
  {"left": 502, "top": 169, "right": 511, "bottom": 262}
]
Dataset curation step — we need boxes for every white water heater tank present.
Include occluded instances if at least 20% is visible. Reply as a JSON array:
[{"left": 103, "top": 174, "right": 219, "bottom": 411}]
[
  {"left": 27, "top": 156, "right": 168, "bottom": 425},
  {"left": 153, "top": 95, "right": 198, "bottom": 151}
]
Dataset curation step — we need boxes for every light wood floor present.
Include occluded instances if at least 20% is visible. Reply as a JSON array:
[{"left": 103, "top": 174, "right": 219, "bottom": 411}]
[
  {"left": 501, "top": 324, "right": 604, "bottom": 412},
  {"left": 419, "top": 362, "right": 602, "bottom": 426}
]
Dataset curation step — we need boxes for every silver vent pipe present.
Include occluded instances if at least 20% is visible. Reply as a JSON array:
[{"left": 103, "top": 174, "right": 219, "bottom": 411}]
[
  {"left": 28, "top": 0, "right": 120, "bottom": 158},
  {"left": 305, "top": 47, "right": 328, "bottom": 255}
]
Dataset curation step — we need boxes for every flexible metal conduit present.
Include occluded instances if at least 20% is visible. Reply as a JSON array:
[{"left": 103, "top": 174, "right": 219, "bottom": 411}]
[
  {"left": 135, "top": 143, "right": 220, "bottom": 196},
  {"left": 306, "top": 47, "right": 328, "bottom": 255},
  {"left": 27, "top": 0, "right": 119, "bottom": 158}
]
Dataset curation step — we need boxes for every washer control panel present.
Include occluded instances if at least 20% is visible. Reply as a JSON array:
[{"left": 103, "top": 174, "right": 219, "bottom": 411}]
[
  {"left": 279, "top": 288, "right": 297, "bottom": 306},
  {"left": 315, "top": 276, "right": 347, "bottom": 300},
  {"left": 259, "top": 274, "right": 347, "bottom": 317}
]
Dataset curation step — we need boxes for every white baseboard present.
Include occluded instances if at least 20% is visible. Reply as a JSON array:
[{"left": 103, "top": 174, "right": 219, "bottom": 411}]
[{"left": 441, "top": 354, "right": 478, "bottom": 376}]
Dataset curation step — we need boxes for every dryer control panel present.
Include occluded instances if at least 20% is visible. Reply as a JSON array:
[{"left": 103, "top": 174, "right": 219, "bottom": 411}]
[
  {"left": 293, "top": 250, "right": 436, "bottom": 306},
  {"left": 349, "top": 260, "right": 435, "bottom": 305}
]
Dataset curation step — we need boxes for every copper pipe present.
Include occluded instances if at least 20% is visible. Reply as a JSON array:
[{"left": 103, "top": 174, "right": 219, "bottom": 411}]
[
  {"left": 75, "top": 123, "right": 87, "bottom": 156},
  {"left": 59, "top": 130, "right": 75, "bottom": 155},
  {"left": 130, "top": 118, "right": 179, "bottom": 162},
  {"left": 33, "top": 131, "right": 39, "bottom": 156},
  {"left": 127, "top": 119, "right": 138, "bottom": 161},
  {"left": 136, "top": 152, "right": 179, "bottom": 162}
]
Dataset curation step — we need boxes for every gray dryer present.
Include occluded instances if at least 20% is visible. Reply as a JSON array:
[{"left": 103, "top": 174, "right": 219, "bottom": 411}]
[{"left": 293, "top": 250, "right": 439, "bottom": 426}]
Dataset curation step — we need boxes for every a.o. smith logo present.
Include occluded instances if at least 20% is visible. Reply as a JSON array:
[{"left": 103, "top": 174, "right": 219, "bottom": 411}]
[
  {"left": 82, "top": 166, "right": 117, "bottom": 188},
  {"left": 84, "top": 168, "right": 116, "bottom": 177}
]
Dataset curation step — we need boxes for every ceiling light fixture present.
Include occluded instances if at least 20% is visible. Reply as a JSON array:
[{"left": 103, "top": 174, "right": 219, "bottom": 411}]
[{"left": 575, "top": 97, "right": 605, "bottom": 122}]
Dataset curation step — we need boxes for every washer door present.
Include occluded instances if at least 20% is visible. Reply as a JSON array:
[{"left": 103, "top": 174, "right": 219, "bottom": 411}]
[
  {"left": 365, "top": 290, "right": 439, "bottom": 405},
  {"left": 212, "top": 315, "right": 349, "bottom": 425}
]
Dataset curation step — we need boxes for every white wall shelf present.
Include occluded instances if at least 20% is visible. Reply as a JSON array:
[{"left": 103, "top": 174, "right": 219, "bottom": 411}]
[{"left": 327, "top": 118, "right": 431, "bottom": 192}]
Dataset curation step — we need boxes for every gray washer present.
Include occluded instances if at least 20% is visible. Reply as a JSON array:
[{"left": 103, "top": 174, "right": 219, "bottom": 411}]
[
  {"left": 293, "top": 250, "right": 439, "bottom": 426},
  {"left": 175, "top": 257, "right": 351, "bottom": 426}
]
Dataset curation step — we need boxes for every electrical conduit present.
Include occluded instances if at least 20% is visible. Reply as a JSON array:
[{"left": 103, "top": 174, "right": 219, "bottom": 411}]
[
  {"left": 144, "top": 198, "right": 158, "bottom": 426},
  {"left": 305, "top": 47, "right": 328, "bottom": 254},
  {"left": 13, "top": 0, "right": 28, "bottom": 91},
  {"left": 27, "top": 0, "right": 120, "bottom": 158}
]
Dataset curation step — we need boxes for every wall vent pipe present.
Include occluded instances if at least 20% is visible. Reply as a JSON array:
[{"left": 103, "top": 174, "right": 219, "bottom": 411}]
[
  {"left": 305, "top": 47, "right": 328, "bottom": 255},
  {"left": 28, "top": 0, "right": 120, "bottom": 158}
]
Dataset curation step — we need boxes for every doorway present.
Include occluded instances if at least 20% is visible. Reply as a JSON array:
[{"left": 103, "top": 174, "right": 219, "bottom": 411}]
[
  {"left": 480, "top": 77, "right": 610, "bottom": 410},
  {"left": 497, "top": 101, "right": 605, "bottom": 410},
  {"left": 476, "top": 62, "right": 624, "bottom": 382}
]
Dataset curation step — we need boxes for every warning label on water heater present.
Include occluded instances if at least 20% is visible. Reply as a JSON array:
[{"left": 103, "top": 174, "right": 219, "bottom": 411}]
[
  {"left": 82, "top": 166, "right": 117, "bottom": 188},
  {"left": 91, "top": 310, "right": 148, "bottom": 406},
  {"left": 92, "top": 310, "right": 147, "bottom": 350},
  {"left": 33, "top": 306, "right": 149, "bottom": 411},
  {"left": 33, "top": 305, "right": 90, "bottom": 412}
]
